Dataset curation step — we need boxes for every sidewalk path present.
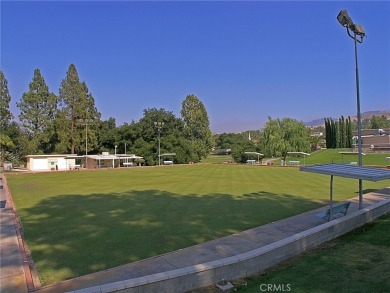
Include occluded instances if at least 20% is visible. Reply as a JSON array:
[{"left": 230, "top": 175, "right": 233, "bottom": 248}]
[{"left": 0, "top": 177, "right": 28, "bottom": 293}]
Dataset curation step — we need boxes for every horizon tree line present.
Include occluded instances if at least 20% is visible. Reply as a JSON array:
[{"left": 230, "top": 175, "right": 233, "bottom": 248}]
[
  {"left": 1, "top": 66, "right": 388, "bottom": 166},
  {"left": 0, "top": 65, "right": 213, "bottom": 165}
]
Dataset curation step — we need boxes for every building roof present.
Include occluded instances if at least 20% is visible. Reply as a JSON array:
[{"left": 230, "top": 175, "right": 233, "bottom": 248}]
[
  {"left": 25, "top": 154, "right": 72, "bottom": 158},
  {"left": 300, "top": 163, "right": 390, "bottom": 181},
  {"left": 86, "top": 154, "right": 143, "bottom": 160},
  {"left": 287, "top": 152, "right": 310, "bottom": 156},
  {"left": 244, "top": 152, "right": 264, "bottom": 156}
]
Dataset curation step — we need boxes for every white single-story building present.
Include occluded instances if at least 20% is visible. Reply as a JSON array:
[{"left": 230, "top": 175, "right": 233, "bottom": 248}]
[
  {"left": 26, "top": 153, "right": 144, "bottom": 171},
  {"left": 26, "top": 155, "right": 77, "bottom": 171}
]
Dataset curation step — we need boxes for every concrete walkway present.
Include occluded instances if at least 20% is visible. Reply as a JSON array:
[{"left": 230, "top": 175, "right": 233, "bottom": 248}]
[
  {"left": 1, "top": 174, "right": 389, "bottom": 293},
  {"left": 0, "top": 177, "right": 28, "bottom": 293}
]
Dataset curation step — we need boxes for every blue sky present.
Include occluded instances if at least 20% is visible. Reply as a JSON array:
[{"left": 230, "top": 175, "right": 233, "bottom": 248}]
[{"left": 1, "top": 1, "right": 389, "bottom": 133}]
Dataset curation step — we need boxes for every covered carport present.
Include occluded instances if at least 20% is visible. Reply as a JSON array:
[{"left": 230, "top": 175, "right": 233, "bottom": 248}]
[
  {"left": 159, "top": 153, "right": 176, "bottom": 165},
  {"left": 287, "top": 152, "right": 310, "bottom": 165},
  {"left": 64, "top": 155, "right": 84, "bottom": 170},
  {"left": 116, "top": 154, "right": 144, "bottom": 167},
  {"left": 339, "top": 151, "right": 366, "bottom": 164},
  {"left": 300, "top": 163, "right": 390, "bottom": 220},
  {"left": 244, "top": 152, "right": 264, "bottom": 164}
]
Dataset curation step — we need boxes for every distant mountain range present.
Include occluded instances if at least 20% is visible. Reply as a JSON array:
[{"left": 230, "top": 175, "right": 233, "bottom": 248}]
[{"left": 303, "top": 110, "right": 390, "bottom": 127}]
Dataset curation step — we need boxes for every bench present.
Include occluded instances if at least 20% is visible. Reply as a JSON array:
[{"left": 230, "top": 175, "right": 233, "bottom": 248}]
[
  {"left": 123, "top": 162, "right": 133, "bottom": 167},
  {"left": 246, "top": 160, "right": 256, "bottom": 164},
  {"left": 316, "top": 202, "right": 351, "bottom": 221},
  {"left": 289, "top": 160, "right": 300, "bottom": 165},
  {"left": 163, "top": 161, "right": 173, "bottom": 165}
]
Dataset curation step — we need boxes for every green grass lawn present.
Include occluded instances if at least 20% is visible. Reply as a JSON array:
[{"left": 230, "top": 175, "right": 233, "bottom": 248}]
[
  {"left": 236, "top": 213, "right": 390, "bottom": 293},
  {"left": 200, "top": 154, "right": 233, "bottom": 163},
  {"left": 294, "top": 149, "right": 390, "bottom": 166},
  {"left": 201, "top": 149, "right": 390, "bottom": 166},
  {"left": 6, "top": 164, "right": 390, "bottom": 285}
]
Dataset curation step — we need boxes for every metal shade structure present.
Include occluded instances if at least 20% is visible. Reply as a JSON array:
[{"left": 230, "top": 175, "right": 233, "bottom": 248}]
[
  {"left": 339, "top": 151, "right": 365, "bottom": 163},
  {"left": 244, "top": 152, "right": 264, "bottom": 163},
  {"left": 159, "top": 153, "right": 176, "bottom": 164},
  {"left": 159, "top": 153, "right": 177, "bottom": 157},
  {"left": 287, "top": 152, "right": 310, "bottom": 165},
  {"left": 300, "top": 163, "right": 390, "bottom": 182},
  {"left": 300, "top": 163, "right": 390, "bottom": 221}
]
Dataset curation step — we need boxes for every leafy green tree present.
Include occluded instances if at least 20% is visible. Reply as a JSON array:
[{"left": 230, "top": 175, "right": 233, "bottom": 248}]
[
  {"left": 99, "top": 117, "right": 118, "bottom": 153},
  {"left": 117, "top": 121, "right": 141, "bottom": 154},
  {"left": 181, "top": 94, "right": 213, "bottom": 161},
  {"left": 116, "top": 108, "right": 199, "bottom": 165},
  {"left": 2, "top": 122, "right": 24, "bottom": 164},
  {"left": 57, "top": 64, "right": 101, "bottom": 154},
  {"left": 17, "top": 69, "right": 58, "bottom": 154},
  {"left": 0, "top": 71, "right": 14, "bottom": 131},
  {"left": 361, "top": 118, "right": 371, "bottom": 129},
  {"left": 142, "top": 108, "right": 190, "bottom": 164},
  {"left": 231, "top": 140, "right": 259, "bottom": 163},
  {"left": 118, "top": 108, "right": 179, "bottom": 165},
  {"left": 261, "top": 117, "right": 309, "bottom": 162},
  {"left": 214, "top": 133, "right": 242, "bottom": 151},
  {"left": 0, "top": 133, "right": 14, "bottom": 164},
  {"left": 214, "top": 132, "right": 259, "bottom": 162},
  {"left": 308, "top": 132, "right": 323, "bottom": 151},
  {"left": 370, "top": 115, "right": 390, "bottom": 129}
]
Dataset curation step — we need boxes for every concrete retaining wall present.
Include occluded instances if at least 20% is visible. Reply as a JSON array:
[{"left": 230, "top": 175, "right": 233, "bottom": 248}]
[{"left": 68, "top": 199, "right": 390, "bottom": 293}]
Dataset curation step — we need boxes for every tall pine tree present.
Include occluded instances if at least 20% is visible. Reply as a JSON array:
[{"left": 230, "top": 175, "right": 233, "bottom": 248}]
[
  {"left": 17, "top": 69, "right": 58, "bottom": 154},
  {"left": 324, "top": 118, "right": 330, "bottom": 149},
  {"left": 57, "top": 64, "right": 101, "bottom": 154},
  {"left": 0, "top": 71, "right": 14, "bottom": 131},
  {"left": 346, "top": 116, "right": 353, "bottom": 148}
]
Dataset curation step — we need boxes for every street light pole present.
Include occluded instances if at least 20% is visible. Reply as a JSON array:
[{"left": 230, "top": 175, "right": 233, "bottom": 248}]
[
  {"left": 154, "top": 121, "right": 164, "bottom": 166},
  {"left": 337, "top": 9, "right": 365, "bottom": 209},
  {"left": 353, "top": 33, "right": 363, "bottom": 168},
  {"left": 79, "top": 119, "right": 93, "bottom": 169}
]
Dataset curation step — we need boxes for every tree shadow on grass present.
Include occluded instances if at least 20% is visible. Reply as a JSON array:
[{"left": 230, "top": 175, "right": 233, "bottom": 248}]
[
  {"left": 19, "top": 190, "right": 322, "bottom": 285},
  {"left": 356, "top": 188, "right": 388, "bottom": 195}
]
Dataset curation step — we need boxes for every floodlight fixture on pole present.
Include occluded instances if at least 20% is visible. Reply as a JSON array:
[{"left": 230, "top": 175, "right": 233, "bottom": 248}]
[
  {"left": 337, "top": 9, "right": 365, "bottom": 42},
  {"left": 154, "top": 121, "right": 165, "bottom": 166},
  {"left": 337, "top": 9, "right": 366, "bottom": 210}
]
